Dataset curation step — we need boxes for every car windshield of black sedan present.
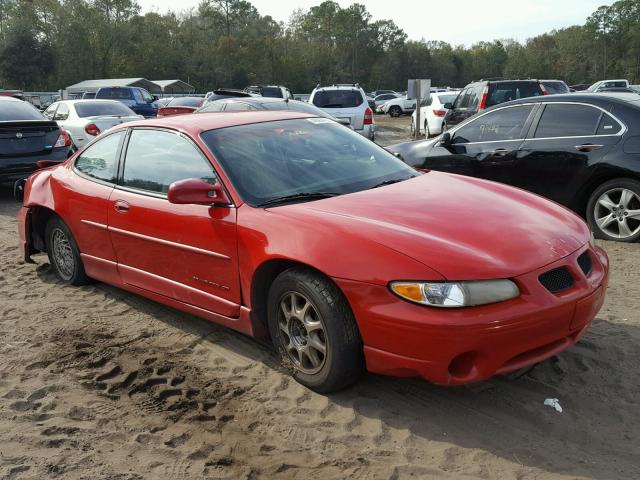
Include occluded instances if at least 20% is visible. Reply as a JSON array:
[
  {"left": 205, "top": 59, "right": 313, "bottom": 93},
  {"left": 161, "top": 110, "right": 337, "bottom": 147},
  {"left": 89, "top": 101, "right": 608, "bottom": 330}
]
[{"left": 201, "top": 118, "right": 417, "bottom": 206}]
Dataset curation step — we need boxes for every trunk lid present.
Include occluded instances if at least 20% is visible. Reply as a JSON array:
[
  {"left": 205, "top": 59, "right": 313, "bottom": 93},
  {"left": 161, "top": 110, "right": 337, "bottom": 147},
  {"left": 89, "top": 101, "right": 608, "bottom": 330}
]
[{"left": 0, "top": 121, "right": 60, "bottom": 157}]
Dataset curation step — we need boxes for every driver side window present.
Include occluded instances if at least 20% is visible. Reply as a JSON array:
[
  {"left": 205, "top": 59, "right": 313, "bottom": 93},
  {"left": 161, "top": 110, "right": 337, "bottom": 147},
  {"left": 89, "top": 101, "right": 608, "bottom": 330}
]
[
  {"left": 122, "top": 129, "right": 216, "bottom": 194},
  {"left": 452, "top": 105, "right": 533, "bottom": 144}
]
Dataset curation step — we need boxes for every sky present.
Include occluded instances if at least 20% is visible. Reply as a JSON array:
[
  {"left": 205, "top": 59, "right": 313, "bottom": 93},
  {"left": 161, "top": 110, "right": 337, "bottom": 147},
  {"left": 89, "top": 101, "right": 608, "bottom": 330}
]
[{"left": 136, "top": 0, "right": 616, "bottom": 46}]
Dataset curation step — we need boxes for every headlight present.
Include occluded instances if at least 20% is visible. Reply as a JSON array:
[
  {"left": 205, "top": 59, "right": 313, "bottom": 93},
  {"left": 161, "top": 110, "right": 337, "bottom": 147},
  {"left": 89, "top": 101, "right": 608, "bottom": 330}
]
[{"left": 389, "top": 280, "right": 519, "bottom": 308}]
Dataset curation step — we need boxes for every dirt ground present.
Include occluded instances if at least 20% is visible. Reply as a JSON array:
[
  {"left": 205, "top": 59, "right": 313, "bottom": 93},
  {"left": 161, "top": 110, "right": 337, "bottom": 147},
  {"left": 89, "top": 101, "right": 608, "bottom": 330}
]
[{"left": 0, "top": 116, "right": 639, "bottom": 479}]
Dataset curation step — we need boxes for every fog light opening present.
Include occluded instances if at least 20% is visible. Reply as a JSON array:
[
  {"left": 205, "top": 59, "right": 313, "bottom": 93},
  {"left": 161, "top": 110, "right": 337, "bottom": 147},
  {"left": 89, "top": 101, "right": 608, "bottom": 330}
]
[{"left": 448, "top": 351, "right": 479, "bottom": 380}]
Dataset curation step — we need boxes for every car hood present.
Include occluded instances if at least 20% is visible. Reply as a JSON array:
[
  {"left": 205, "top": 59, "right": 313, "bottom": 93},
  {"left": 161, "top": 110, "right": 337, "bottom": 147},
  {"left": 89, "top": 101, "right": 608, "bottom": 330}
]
[{"left": 270, "top": 172, "right": 589, "bottom": 280}]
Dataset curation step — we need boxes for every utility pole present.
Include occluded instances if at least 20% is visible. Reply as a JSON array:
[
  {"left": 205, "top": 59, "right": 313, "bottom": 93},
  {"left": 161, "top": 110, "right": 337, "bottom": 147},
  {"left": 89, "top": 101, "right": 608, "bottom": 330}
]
[{"left": 415, "top": 80, "right": 421, "bottom": 140}]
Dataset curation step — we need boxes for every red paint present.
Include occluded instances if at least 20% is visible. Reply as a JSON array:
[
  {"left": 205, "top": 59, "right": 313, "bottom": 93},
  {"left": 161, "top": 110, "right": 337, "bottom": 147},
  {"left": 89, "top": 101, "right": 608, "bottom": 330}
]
[{"left": 18, "top": 111, "right": 609, "bottom": 385}]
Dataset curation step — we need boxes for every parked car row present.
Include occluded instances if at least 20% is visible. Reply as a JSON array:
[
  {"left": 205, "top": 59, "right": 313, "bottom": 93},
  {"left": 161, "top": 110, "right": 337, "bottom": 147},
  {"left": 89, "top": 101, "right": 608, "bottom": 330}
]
[{"left": 388, "top": 92, "right": 640, "bottom": 242}]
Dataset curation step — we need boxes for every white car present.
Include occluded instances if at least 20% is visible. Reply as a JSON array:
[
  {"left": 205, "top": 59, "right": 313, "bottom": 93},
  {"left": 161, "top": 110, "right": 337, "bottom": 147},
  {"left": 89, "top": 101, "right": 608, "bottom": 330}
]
[
  {"left": 309, "top": 84, "right": 375, "bottom": 140},
  {"left": 411, "top": 91, "right": 459, "bottom": 137},
  {"left": 586, "top": 79, "right": 629, "bottom": 92},
  {"left": 373, "top": 93, "right": 399, "bottom": 109},
  {"left": 381, "top": 96, "right": 416, "bottom": 117},
  {"left": 43, "top": 100, "right": 142, "bottom": 149}
]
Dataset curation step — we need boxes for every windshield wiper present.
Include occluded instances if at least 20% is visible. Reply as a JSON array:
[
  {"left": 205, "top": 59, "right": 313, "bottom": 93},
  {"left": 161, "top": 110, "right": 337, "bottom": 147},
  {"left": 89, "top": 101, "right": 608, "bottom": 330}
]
[
  {"left": 371, "top": 176, "right": 416, "bottom": 189},
  {"left": 257, "top": 192, "right": 339, "bottom": 207}
]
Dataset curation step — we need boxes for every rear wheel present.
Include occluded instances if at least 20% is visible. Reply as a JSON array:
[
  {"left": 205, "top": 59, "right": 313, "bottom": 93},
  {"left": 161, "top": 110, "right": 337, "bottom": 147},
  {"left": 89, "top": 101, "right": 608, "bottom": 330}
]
[
  {"left": 45, "top": 217, "right": 91, "bottom": 285},
  {"left": 389, "top": 106, "right": 402, "bottom": 118},
  {"left": 587, "top": 178, "right": 640, "bottom": 242},
  {"left": 267, "top": 267, "right": 364, "bottom": 393}
]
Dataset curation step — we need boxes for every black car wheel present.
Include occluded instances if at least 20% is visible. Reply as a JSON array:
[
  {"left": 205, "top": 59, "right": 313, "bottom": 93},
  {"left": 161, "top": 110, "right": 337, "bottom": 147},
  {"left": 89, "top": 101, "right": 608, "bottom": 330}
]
[
  {"left": 267, "top": 267, "right": 364, "bottom": 393},
  {"left": 389, "top": 106, "right": 402, "bottom": 118},
  {"left": 45, "top": 217, "right": 91, "bottom": 285},
  {"left": 587, "top": 178, "right": 640, "bottom": 242}
]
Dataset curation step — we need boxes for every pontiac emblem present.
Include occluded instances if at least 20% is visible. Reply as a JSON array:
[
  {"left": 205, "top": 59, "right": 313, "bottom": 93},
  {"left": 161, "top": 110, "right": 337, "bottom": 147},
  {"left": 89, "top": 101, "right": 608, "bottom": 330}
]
[{"left": 15, "top": 132, "right": 23, "bottom": 139}]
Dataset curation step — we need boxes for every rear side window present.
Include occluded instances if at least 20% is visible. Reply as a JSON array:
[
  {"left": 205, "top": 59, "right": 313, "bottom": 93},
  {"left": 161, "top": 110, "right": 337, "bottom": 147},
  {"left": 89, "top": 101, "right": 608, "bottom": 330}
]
[
  {"left": 596, "top": 113, "right": 622, "bottom": 135},
  {"left": 75, "top": 132, "right": 124, "bottom": 183},
  {"left": 74, "top": 102, "right": 135, "bottom": 117},
  {"left": 122, "top": 130, "right": 216, "bottom": 194},
  {"left": 535, "top": 104, "right": 602, "bottom": 138},
  {"left": 54, "top": 103, "right": 69, "bottom": 121},
  {"left": 96, "top": 88, "right": 133, "bottom": 100},
  {"left": 0, "top": 100, "right": 45, "bottom": 121},
  {"left": 487, "top": 83, "right": 542, "bottom": 107},
  {"left": 453, "top": 105, "right": 533, "bottom": 143},
  {"left": 313, "top": 90, "right": 364, "bottom": 108}
]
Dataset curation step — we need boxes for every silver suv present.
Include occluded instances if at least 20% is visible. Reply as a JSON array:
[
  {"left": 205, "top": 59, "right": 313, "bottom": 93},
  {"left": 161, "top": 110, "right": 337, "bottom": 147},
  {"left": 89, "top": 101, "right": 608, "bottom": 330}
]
[{"left": 309, "top": 84, "right": 375, "bottom": 141}]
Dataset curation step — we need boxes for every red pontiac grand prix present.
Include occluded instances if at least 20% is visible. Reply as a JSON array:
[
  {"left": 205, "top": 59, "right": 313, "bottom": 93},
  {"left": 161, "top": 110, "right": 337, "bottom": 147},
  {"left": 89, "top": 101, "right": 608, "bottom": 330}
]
[{"left": 17, "top": 111, "right": 609, "bottom": 392}]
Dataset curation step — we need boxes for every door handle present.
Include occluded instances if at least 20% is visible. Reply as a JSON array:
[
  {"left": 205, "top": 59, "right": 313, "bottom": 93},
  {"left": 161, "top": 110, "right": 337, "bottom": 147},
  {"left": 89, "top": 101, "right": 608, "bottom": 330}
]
[
  {"left": 575, "top": 144, "right": 604, "bottom": 152},
  {"left": 114, "top": 200, "right": 130, "bottom": 213},
  {"left": 490, "top": 148, "right": 512, "bottom": 157}
]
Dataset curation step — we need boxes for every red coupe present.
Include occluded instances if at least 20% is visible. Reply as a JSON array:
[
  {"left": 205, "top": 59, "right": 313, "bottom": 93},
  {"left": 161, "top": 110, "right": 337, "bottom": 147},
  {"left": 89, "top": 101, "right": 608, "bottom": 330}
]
[
  {"left": 17, "top": 111, "right": 609, "bottom": 392},
  {"left": 157, "top": 97, "right": 205, "bottom": 117}
]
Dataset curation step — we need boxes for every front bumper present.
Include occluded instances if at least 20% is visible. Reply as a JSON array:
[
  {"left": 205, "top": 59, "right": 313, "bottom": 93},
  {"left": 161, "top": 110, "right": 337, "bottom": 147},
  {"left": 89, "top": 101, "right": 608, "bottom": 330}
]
[{"left": 335, "top": 244, "right": 609, "bottom": 385}]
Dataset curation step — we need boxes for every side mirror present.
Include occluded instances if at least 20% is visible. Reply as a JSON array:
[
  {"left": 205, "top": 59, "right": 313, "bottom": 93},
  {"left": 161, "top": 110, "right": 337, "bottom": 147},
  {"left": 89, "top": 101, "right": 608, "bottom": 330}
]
[
  {"left": 167, "top": 178, "right": 232, "bottom": 206},
  {"left": 152, "top": 95, "right": 159, "bottom": 102},
  {"left": 439, "top": 132, "right": 452, "bottom": 147},
  {"left": 443, "top": 103, "right": 453, "bottom": 109}
]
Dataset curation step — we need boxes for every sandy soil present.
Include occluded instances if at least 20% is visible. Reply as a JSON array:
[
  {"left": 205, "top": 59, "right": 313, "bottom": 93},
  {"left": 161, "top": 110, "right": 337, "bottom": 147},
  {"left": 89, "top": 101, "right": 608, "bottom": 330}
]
[{"left": 1, "top": 118, "right": 639, "bottom": 479}]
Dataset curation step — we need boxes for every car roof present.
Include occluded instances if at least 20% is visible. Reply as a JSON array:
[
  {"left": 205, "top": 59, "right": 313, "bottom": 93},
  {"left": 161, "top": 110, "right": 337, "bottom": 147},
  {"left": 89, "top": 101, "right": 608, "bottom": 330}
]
[
  {"left": 490, "top": 92, "right": 640, "bottom": 109},
  {"left": 110, "top": 110, "right": 317, "bottom": 135},
  {"left": 0, "top": 96, "right": 22, "bottom": 103},
  {"left": 57, "top": 99, "right": 125, "bottom": 104}
]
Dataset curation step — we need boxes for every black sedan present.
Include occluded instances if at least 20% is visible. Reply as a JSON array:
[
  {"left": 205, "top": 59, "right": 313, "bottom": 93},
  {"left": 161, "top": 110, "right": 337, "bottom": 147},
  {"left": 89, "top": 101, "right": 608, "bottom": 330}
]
[
  {"left": 1, "top": 97, "right": 72, "bottom": 187},
  {"left": 388, "top": 93, "right": 640, "bottom": 242}
]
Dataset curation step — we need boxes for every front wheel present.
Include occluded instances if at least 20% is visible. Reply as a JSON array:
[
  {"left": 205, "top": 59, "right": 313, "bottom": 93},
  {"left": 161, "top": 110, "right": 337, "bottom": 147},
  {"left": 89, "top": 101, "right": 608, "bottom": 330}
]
[
  {"left": 389, "top": 106, "right": 402, "bottom": 118},
  {"left": 45, "top": 217, "right": 91, "bottom": 285},
  {"left": 267, "top": 268, "right": 364, "bottom": 393},
  {"left": 587, "top": 178, "right": 640, "bottom": 242}
]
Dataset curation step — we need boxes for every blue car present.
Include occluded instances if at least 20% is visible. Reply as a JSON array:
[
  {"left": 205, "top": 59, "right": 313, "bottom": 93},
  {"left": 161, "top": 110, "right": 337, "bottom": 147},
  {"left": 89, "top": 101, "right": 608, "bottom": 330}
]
[{"left": 95, "top": 86, "right": 157, "bottom": 117}]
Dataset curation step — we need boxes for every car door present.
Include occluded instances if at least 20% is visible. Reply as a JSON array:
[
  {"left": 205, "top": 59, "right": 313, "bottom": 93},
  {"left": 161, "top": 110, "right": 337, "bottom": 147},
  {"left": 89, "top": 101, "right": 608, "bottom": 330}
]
[
  {"left": 67, "top": 130, "right": 126, "bottom": 284},
  {"left": 108, "top": 128, "right": 240, "bottom": 317},
  {"left": 515, "top": 103, "right": 624, "bottom": 205},
  {"left": 422, "top": 104, "right": 535, "bottom": 183}
]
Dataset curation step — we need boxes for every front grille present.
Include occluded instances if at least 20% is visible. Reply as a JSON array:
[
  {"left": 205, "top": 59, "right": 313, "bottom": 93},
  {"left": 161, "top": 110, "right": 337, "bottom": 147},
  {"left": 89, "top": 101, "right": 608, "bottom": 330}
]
[
  {"left": 577, "top": 251, "right": 592, "bottom": 276},
  {"left": 539, "top": 267, "right": 574, "bottom": 293}
]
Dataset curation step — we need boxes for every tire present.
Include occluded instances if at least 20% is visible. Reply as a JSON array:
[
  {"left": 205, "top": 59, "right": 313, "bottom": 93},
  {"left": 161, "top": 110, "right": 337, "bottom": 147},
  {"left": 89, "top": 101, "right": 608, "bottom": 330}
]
[
  {"left": 586, "top": 178, "right": 640, "bottom": 243},
  {"left": 267, "top": 267, "right": 364, "bottom": 393},
  {"left": 45, "top": 216, "right": 91, "bottom": 285},
  {"left": 389, "top": 106, "right": 402, "bottom": 118}
]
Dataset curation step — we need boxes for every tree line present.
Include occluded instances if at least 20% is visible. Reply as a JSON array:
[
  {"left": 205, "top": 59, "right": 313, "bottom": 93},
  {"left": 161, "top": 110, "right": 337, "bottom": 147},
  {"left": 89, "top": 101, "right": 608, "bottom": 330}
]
[{"left": 1, "top": 0, "right": 639, "bottom": 93}]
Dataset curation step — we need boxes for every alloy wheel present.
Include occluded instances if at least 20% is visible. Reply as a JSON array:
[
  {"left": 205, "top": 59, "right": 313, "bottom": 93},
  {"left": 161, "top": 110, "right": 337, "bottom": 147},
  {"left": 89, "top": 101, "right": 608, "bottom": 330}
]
[
  {"left": 277, "top": 291, "right": 328, "bottom": 374},
  {"left": 51, "top": 227, "right": 75, "bottom": 280},
  {"left": 594, "top": 188, "right": 640, "bottom": 239}
]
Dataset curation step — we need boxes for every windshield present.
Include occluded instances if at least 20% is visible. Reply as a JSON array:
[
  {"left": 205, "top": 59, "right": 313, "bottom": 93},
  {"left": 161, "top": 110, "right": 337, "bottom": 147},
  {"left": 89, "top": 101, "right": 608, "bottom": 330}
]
[
  {"left": 96, "top": 88, "right": 133, "bottom": 100},
  {"left": 201, "top": 118, "right": 417, "bottom": 207},
  {"left": 167, "top": 97, "right": 204, "bottom": 107},
  {"left": 74, "top": 102, "right": 135, "bottom": 117},
  {"left": 313, "top": 90, "right": 364, "bottom": 108},
  {"left": 260, "top": 87, "right": 283, "bottom": 98},
  {"left": 542, "top": 81, "right": 569, "bottom": 94}
]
